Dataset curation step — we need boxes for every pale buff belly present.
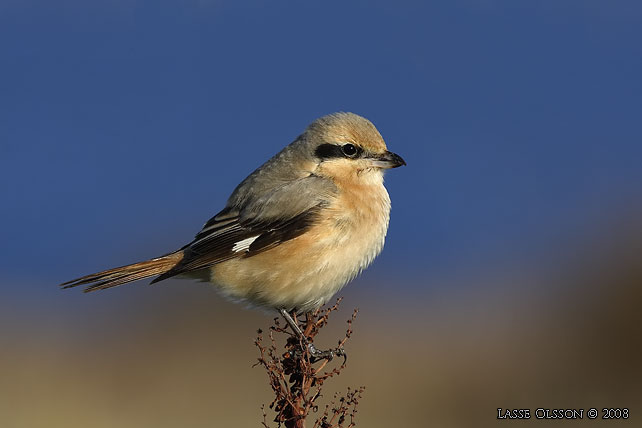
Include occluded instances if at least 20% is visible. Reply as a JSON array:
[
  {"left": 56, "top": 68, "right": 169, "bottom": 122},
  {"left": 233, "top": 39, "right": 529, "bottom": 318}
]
[{"left": 208, "top": 191, "right": 391, "bottom": 311}]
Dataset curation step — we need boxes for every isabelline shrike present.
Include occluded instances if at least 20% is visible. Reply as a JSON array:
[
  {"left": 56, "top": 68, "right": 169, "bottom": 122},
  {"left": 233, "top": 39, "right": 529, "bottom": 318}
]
[{"left": 61, "top": 112, "right": 405, "bottom": 358}]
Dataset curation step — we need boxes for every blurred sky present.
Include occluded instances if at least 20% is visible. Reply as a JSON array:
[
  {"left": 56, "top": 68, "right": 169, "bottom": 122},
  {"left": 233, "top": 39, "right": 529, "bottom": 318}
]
[{"left": 1, "top": 0, "right": 641, "bottom": 294}]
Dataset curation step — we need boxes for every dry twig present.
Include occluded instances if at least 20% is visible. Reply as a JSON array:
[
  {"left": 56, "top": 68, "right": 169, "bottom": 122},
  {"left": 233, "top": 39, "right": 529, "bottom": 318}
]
[{"left": 254, "top": 298, "right": 364, "bottom": 428}]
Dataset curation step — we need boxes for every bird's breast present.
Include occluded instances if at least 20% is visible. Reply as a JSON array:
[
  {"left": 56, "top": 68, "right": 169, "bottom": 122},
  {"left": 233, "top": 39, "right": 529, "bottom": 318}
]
[
  {"left": 209, "top": 180, "right": 391, "bottom": 311},
  {"left": 324, "top": 179, "right": 391, "bottom": 269}
]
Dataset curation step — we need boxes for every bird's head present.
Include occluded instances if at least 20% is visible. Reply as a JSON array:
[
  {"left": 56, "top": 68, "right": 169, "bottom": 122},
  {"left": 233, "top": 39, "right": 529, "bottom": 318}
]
[{"left": 304, "top": 112, "right": 405, "bottom": 185}]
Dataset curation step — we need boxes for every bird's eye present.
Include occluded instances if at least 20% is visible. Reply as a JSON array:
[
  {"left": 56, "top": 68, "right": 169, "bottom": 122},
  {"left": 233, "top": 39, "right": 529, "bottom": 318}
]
[{"left": 341, "top": 143, "right": 358, "bottom": 157}]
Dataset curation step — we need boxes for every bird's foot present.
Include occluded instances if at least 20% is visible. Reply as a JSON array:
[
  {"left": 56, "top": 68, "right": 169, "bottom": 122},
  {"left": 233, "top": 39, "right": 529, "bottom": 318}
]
[
  {"left": 279, "top": 308, "right": 346, "bottom": 363},
  {"left": 307, "top": 342, "right": 347, "bottom": 364}
]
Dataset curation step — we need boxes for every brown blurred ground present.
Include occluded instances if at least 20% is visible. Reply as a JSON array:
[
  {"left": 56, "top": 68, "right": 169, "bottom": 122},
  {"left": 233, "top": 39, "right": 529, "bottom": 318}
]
[{"left": 1, "top": 218, "right": 640, "bottom": 427}]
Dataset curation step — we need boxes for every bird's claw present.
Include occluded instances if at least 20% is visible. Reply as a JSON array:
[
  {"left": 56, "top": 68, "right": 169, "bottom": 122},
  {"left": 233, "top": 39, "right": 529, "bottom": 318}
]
[{"left": 307, "top": 342, "right": 347, "bottom": 364}]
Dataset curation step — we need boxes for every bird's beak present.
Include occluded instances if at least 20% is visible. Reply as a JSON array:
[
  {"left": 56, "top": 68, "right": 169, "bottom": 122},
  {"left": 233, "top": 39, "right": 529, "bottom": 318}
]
[{"left": 367, "top": 150, "right": 406, "bottom": 169}]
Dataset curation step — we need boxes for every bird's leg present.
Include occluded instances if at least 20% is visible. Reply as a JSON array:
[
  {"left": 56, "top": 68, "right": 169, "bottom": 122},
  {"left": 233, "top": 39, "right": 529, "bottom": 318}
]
[
  {"left": 279, "top": 308, "right": 346, "bottom": 363},
  {"left": 279, "top": 308, "right": 306, "bottom": 340}
]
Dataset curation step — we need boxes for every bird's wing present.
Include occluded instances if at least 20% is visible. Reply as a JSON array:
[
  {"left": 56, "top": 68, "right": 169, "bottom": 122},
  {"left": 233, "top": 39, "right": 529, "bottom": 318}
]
[{"left": 151, "top": 175, "right": 336, "bottom": 282}]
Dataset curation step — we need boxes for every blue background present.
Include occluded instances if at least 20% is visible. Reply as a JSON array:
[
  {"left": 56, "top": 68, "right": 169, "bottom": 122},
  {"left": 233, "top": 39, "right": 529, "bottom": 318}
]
[{"left": 2, "top": 1, "right": 641, "bottom": 289}]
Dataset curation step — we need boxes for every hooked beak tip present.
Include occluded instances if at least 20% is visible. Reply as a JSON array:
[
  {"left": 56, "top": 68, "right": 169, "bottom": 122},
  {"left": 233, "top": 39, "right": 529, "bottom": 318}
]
[{"left": 385, "top": 151, "right": 406, "bottom": 168}]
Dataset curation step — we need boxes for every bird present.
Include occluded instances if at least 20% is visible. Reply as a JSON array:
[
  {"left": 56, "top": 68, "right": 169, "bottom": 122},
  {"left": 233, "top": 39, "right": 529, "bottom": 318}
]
[{"left": 60, "top": 112, "right": 405, "bottom": 357}]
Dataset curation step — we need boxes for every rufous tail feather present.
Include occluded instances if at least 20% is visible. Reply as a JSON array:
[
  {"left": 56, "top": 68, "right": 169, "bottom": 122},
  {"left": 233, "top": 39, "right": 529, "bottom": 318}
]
[{"left": 59, "top": 251, "right": 184, "bottom": 292}]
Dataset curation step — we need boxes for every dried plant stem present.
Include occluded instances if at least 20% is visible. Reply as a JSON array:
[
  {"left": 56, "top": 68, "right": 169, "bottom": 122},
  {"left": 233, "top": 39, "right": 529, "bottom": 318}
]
[{"left": 255, "top": 298, "right": 365, "bottom": 428}]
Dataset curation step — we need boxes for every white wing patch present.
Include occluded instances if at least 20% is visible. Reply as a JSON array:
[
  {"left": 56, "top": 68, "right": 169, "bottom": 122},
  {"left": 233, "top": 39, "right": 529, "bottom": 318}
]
[{"left": 232, "top": 236, "right": 259, "bottom": 253}]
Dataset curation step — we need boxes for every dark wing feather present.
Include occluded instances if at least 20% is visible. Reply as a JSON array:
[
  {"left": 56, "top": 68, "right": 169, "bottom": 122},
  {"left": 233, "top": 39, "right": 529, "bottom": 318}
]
[
  {"left": 151, "top": 175, "right": 336, "bottom": 283},
  {"left": 151, "top": 204, "right": 323, "bottom": 283},
  {"left": 244, "top": 210, "right": 318, "bottom": 255}
]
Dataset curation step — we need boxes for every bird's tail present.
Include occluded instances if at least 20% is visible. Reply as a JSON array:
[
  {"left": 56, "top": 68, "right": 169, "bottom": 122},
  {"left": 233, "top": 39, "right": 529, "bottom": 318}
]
[{"left": 59, "top": 251, "right": 184, "bottom": 292}]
